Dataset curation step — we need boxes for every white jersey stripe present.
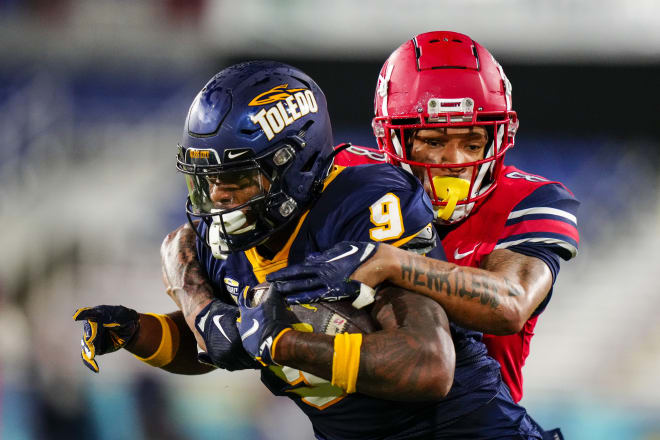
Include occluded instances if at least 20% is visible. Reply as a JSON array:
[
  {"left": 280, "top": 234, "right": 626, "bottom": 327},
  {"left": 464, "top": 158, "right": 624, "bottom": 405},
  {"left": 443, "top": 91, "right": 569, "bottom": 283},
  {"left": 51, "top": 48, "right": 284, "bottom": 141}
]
[
  {"left": 508, "top": 207, "right": 577, "bottom": 225},
  {"left": 495, "top": 237, "right": 578, "bottom": 258}
]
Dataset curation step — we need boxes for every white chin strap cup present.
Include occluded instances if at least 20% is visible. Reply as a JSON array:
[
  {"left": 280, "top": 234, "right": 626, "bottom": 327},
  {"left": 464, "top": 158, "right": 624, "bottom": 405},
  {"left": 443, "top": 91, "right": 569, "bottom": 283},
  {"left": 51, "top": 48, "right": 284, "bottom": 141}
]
[
  {"left": 209, "top": 210, "right": 257, "bottom": 259},
  {"left": 209, "top": 219, "right": 229, "bottom": 260}
]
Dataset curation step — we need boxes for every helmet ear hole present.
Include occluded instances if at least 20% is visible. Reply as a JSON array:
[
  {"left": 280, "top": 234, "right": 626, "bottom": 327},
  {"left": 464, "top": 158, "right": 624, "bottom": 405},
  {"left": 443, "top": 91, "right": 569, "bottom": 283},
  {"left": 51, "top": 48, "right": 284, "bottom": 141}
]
[{"left": 297, "top": 119, "right": 315, "bottom": 139}]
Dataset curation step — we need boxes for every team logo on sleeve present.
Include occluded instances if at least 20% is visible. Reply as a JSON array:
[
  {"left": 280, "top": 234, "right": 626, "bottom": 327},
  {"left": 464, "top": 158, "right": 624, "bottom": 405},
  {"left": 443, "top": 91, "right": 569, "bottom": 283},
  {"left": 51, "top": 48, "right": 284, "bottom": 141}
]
[
  {"left": 224, "top": 277, "right": 240, "bottom": 296},
  {"left": 249, "top": 84, "right": 319, "bottom": 141}
]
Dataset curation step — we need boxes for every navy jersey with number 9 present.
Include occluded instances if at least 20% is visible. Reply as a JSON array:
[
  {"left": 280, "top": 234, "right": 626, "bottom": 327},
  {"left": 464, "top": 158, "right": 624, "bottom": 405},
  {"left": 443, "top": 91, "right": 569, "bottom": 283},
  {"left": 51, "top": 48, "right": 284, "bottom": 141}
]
[{"left": 197, "top": 163, "right": 503, "bottom": 439}]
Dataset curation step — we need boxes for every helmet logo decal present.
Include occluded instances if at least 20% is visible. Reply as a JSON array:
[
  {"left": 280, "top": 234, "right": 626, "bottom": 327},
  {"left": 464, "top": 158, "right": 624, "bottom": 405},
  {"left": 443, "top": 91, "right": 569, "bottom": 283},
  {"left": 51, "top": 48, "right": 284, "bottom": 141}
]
[
  {"left": 377, "top": 62, "right": 394, "bottom": 117},
  {"left": 491, "top": 55, "right": 512, "bottom": 111},
  {"left": 248, "top": 84, "right": 305, "bottom": 106},
  {"left": 249, "top": 84, "right": 319, "bottom": 141}
]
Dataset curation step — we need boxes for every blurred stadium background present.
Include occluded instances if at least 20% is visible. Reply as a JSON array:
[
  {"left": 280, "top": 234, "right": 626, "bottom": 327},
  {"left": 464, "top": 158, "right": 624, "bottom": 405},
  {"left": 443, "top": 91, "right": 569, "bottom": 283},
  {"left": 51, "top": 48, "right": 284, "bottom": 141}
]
[{"left": 1, "top": 1, "right": 659, "bottom": 439}]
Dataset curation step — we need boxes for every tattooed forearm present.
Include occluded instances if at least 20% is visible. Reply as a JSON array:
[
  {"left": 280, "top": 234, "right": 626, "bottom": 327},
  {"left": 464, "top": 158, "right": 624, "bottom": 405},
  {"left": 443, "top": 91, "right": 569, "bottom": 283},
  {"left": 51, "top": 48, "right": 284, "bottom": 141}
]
[
  {"left": 377, "top": 245, "right": 553, "bottom": 335},
  {"left": 358, "top": 328, "right": 450, "bottom": 400},
  {"left": 400, "top": 255, "right": 511, "bottom": 310},
  {"left": 161, "top": 223, "right": 214, "bottom": 319},
  {"left": 275, "top": 287, "right": 454, "bottom": 401},
  {"left": 275, "top": 331, "right": 334, "bottom": 378},
  {"left": 361, "top": 287, "right": 453, "bottom": 400}
]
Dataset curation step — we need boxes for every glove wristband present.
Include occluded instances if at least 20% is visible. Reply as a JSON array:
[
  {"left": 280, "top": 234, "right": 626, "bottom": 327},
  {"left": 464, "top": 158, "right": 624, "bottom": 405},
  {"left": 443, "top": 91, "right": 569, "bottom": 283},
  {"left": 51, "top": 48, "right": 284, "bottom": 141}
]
[
  {"left": 134, "top": 314, "right": 180, "bottom": 368},
  {"left": 331, "top": 332, "right": 362, "bottom": 394}
]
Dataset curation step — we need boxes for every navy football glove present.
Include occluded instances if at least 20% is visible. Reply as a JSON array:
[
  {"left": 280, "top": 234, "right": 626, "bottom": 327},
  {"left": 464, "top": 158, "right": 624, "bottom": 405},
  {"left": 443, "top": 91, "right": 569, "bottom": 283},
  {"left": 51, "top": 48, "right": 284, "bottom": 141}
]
[
  {"left": 195, "top": 300, "right": 260, "bottom": 371},
  {"left": 73, "top": 305, "right": 140, "bottom": 373},
  {"left": 237, "top": 284, "right": 291, "bottom": 366},
  {"left": 267, "top": 241, "right": 379, "bottom": 309}
]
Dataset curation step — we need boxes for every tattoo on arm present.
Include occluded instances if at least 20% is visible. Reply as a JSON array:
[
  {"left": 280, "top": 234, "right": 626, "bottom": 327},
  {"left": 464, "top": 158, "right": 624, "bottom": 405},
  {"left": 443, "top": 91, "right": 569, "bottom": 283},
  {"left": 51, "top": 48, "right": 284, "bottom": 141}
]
[
  {"left": 275, "top": 287, "right": 454, "bottom": 401},
  {"left": 161, "top": 224, "right": 214, "bottom": 320},
  {"left": 275, "top": 331, "right": 334, "bottom": 379},
  {"left": 358, "top": 288, "right": 453, "bottom": 400},
  {"left": 399, "top": 254, "right": 522, "bottom": 310}
]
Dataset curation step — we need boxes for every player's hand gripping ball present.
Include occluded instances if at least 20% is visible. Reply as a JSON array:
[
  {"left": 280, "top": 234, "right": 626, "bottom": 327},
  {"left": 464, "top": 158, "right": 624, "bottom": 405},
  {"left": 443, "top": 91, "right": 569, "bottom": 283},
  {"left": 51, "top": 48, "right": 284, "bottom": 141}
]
[
  {"left": 267, "top": 241, "right": 379, "bottom": 309},
  {"left": 239, "top": 281, "right": 378, "bottom": 366},
  {"left": 72, "top": 305, "right": 140, "bottom": 373}
]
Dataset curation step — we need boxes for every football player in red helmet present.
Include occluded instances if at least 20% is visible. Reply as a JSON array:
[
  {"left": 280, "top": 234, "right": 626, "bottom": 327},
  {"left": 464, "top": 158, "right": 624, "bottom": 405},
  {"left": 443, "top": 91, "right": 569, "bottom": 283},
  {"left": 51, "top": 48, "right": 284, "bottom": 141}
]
[
  {"left": 372, "top": 30, "right": 519, "bottom": 223},
  {"left": 362, "top": 30, "right": 574, "bottom": 407},
  {"left": 274, "top": 32, "right": 580, "bottom": 417},
  {"left": 366, "top": 31, "right": 579, "bottom": 405}
]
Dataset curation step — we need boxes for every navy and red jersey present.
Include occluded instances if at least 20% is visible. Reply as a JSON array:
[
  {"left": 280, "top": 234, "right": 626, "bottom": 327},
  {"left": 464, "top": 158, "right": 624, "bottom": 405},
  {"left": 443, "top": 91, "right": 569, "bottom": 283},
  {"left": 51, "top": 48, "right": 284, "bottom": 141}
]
[
  {"left": 439, "top": 165, "right": 579, "bottom": 402},
  {"left": 335, "top": 146, "right": 580, "bottom": 403},
  {"left": 196, "top": 163, "right": 511, "bottom": 439}
]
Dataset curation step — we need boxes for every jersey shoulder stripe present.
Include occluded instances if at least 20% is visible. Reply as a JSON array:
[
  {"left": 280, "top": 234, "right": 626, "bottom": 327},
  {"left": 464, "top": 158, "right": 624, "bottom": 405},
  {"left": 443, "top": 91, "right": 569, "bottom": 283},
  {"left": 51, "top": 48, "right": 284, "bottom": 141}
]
[
  {"left": 495, "top": 232, "right": 578, "bottom": 259},
  {"left": 506, "top": 206, "right": 577, "bottom": 226},
  {"left": 497, "top": 180, "right": 580, "bottom": 259}
]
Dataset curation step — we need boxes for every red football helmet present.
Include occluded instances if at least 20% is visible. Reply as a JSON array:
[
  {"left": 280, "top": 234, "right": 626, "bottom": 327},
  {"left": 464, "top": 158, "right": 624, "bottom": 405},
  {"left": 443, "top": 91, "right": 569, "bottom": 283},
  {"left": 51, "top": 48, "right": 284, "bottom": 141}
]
[{"left": 373, "top": 31, "right": 518, "bottom": 223}]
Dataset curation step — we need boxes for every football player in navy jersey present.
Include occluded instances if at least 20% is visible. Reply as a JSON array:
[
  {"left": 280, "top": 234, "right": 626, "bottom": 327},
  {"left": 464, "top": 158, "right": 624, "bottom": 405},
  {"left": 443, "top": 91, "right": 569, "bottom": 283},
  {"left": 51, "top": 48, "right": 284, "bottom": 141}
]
[
  {"left": 74, "top": 60, "right": 544, "bottom": 439},
  {"left": 272, "top": 32, "right": 578, "bottom": 438}
]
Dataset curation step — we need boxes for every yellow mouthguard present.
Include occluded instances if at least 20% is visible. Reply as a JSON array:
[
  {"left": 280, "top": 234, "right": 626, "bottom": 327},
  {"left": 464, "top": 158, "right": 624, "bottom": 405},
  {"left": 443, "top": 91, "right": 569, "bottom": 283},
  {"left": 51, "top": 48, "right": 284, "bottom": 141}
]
[{"left": 431, "top": 176, "right": 470, "bottom": 220}]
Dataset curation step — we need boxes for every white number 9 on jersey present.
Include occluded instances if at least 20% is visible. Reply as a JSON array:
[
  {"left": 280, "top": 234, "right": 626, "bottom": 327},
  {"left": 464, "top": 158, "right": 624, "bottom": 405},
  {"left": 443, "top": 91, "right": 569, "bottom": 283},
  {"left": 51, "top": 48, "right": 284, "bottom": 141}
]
[{"left": 369, "top": 193, "right": 404, "bottom": 241}]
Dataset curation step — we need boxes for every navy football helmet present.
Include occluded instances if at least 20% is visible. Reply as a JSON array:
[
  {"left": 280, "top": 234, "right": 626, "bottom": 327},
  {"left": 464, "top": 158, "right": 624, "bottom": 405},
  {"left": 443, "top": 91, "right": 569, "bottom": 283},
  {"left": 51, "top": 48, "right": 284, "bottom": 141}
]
[{"left": 177, "top": 61, "right": 334, "bottom": 256}]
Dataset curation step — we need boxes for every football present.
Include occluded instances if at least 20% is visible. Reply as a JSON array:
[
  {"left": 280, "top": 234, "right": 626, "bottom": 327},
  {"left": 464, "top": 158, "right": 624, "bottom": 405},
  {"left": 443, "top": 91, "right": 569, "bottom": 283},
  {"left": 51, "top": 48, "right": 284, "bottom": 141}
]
[{"left": 249, "top": 282, "right": 378, "bottom": 335}]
